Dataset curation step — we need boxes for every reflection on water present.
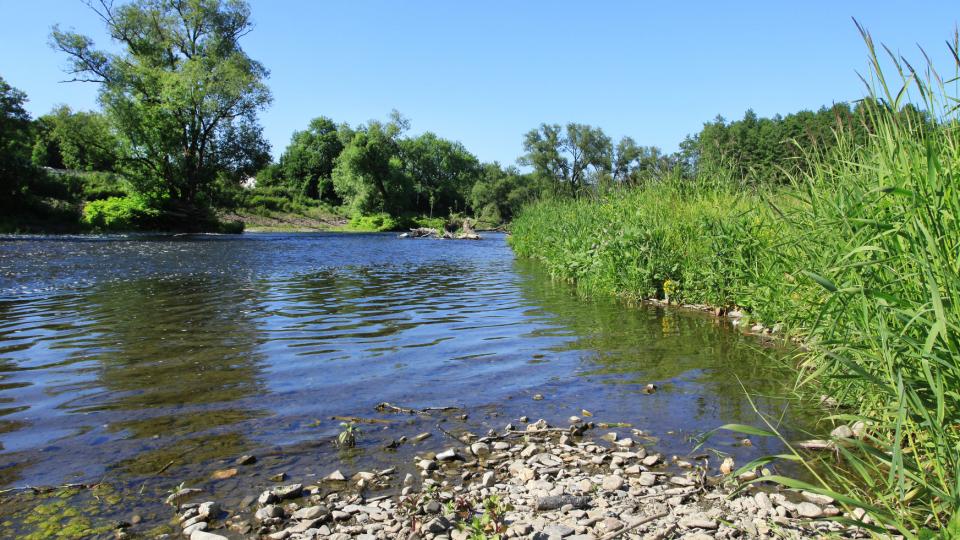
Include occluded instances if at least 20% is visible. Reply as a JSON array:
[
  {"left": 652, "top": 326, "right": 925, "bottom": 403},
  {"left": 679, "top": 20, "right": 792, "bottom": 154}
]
[{"left": 0, "top": 233, "right": 811, "bottom": 497}]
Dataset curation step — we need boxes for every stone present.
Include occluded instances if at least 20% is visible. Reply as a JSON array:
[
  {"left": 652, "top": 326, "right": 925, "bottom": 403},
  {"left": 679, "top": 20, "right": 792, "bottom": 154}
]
[
  {"left": 182, "top": 522, "right": 207, "bottom": 536},
  {"left": 210, "top": 468, "right": 237, "bottom": 480},
  {"left": 255, "top": 505, "right": 283, "bottom": 522},
  {"left": 669, "top": 476, "right": 694, "bottom": 486},
  {"left": 273, "top": 484, "right": 302, "bottom": 500},
  {"left": 642, "top": 454, "right": 661, "bottom": 466},
  {"left": 542, "top": 523, "right": 575, "bottom": 537},
  {"left": 403, "top": 473, "right": 415, "bottom": 486},
  {"left": 470, "top": 442, "right": 491, "bottom": 457},
  {"left": 413, "top": 432, "right": 432, "bottom": 442},
  {"left": 418, "top": 459, "right": 438, "bottom": 471},
  {"left": 638, "top": 473, "right": 657, "bottom": 487},
  {"left": 257, "top": 490, "right": 277, "bottom": 505},
  {"left": 190, "top": 531, "right": 227, "bottom": 540},
  {"left": 481, "top": 471, "right": 495, "bottom": 488},
  {"left": 324, "top": 470, "right": 346, "bottom": 481},
  {"left": 613, "top": 438, "right": 633, "bottom": 448},
  {"left": 678, "top": 515, "right": 718, "bottom": 530},
  {"left": 237, "top": 454, "right": 256, "bottom": 465},
  {"left": 831, "top": 424, "right": 854, "bottom": 439},
  {"left": 601, "top": 475, "right": 624, "bottom": 492},
  {"left": 801, "top": 491, "right": 834, "bottom": 505},
  {"left": 424, "top": 516, "right": 450, "bottom": 534},
  {"left": 568, "top": 416, "right": 581, "bottom": 424},
  {"left": 197, "top": 501, "right": 219, "bottom": 519},
  {"left": 436, "top": 448, "right": 461, "bottom": 461},
  {"left": 292, "top": 505, "right": 327, "bottom": 520},
  {"left": 796, "top": 502, "right": 823, "bottom": 518}
]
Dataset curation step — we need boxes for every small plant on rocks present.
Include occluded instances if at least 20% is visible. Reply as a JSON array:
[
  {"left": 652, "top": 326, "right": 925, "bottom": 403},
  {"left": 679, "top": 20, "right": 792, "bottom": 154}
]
[{"left": 336, "top": 421, "right": 359, "bottom": 448}]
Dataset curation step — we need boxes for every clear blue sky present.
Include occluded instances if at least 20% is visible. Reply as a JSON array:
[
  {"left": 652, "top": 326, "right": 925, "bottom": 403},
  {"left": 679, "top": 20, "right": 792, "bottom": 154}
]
[{"left": 2, "top": 1, "right": 957, "bottom": 164}]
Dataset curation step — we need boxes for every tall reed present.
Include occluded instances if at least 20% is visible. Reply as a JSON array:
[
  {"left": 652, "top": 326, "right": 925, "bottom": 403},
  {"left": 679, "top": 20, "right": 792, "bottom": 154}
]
[{"left": 510, "top": 25, "right": 960, "bottom": 536}]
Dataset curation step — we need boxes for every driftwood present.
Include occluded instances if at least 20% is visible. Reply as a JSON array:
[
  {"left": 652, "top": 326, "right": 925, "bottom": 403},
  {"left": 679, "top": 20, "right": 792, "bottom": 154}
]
[
  {"left": 535, "top": 495, "right": 592, "bottom": 511},
  {"left": 597, "top": 511, "right": 670, "bottom": 540},
  {"left": 331, "top": 415, "right": 393, "bottom": 424},
  {"left": 375, "top": 402, "right": 461, "bottom": 415}
]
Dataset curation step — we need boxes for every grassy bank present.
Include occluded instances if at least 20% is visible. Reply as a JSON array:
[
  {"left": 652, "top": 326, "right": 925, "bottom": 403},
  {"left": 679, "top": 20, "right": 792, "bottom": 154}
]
[{"left": 510, "top": 45, "right": 960, "bottom": 537}]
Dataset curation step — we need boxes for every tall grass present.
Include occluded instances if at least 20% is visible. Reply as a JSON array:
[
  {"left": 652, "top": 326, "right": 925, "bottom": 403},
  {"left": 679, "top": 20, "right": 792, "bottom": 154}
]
[{"left": 510, "top": 27, "right": 960, "bottom": 536}]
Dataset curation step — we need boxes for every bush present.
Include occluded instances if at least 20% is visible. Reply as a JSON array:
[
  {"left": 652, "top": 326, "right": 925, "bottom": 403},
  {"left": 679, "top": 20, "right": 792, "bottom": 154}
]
[
  {"left": 82, "top": 196, "right": 159, "bottom": 231},
  {"left": 347, "top": 212, "right": 399, "bottom": 232}
]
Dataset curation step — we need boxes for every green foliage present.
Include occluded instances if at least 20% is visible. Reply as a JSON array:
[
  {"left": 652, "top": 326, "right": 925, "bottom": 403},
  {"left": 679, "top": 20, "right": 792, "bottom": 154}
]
[
  {"left": 31, "top": 105, "right": 119, "bottom": 171},
  {"left": 52, "top": 0, "right": 272, "bottom": 205},
  {"left": 400, "top": 131, "right": 481, "bottom": 217},
  {"left": 82, "top": 196, "right": 159, "bottom": 231},
  {"left": 0, "top": 75, "right": 35, "bottom": 203},
  {"left": 511, "top": 27, "right": 960, "bottom": 535},
  {"left": 469, "top": 162, "right": 543, "bottom": 227},
  {"left": 347, "top": 212, "right": 399, "bottom": 232},
  {"left": 332, "top": 112, "right": 412, "bottom": 215},
  {"left": 278, "top": 116, "right": 344, "bottom": 201},
  {"left": 336, "top": 422, "right": 359, "bottom": 448}
]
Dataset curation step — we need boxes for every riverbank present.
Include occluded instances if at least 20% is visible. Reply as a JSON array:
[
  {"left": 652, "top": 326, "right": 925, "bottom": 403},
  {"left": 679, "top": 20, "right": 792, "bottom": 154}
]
[
  {"left": 162, "top": 419, "right": 867, "bottom": 540},
  {"left": 508, "top": 104, "right": 960, "bottom": 533}
]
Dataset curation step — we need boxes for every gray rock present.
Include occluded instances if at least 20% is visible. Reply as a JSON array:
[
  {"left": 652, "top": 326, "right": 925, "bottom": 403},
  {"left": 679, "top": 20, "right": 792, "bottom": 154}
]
[
  {"left": 638, "top": 472, "right": 657, "bottom": 486},
  {"left": 424, "top": 516, "right": 450, "bottom": 533},
  {"left": 257, "top": 490, "right": 277, "bottom": 505},
  {"left": 801, "top": 491, "right": 834, "bottom": 505},
  {"left": 601, "top": 475, "right": 624, "bottom": 491},
  {"left": 542, "top": 523, "right": 575, "bottom": 537},
  {"left": 255, "top": 505, "right": 283, "bottom": 522},
  {"left": 292, "top": 505, "right": 328, "bottom": 520},
  {"left": 324, "top": 470, "right": 346, "bottom": 481},
  {"left": 831, "top": 425, "right": 854, "bottom": 439},
  {"left": 796, "top": 502, "right": 823, "bottom": 518},
  {"left": 437, "top": 448, "right": 461, "bottom": 461},
  {"left": 481, "top": 471, "right": 495, "bottom": 488},
  {"left": 182, "top": 521, "right": 207, "bottom": 536},
  {"left": 273, "top": 483, "right": 302, "bottom": 500},
  {"left": 678, "top": 515, "right": 718, "bottom": 530},
  {"left": 189, "top": 531, "right": 227, "bottom": 540},
  {"left": 470, "top": 442, "right": 491, "bottom": 457}
]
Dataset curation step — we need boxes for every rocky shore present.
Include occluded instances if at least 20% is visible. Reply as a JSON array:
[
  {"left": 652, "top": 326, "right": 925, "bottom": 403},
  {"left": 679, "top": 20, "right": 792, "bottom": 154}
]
[{"left": 161, "top": 419, "right": 872, "bottom": 540}]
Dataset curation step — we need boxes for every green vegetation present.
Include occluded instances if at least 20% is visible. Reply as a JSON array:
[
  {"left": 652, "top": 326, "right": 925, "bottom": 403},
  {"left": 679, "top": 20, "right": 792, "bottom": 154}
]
[
  {"left": 82, "top": 195, "right": 159, "bottom": 231},
  {"left": 511, "top": 27, "right": 960, "bottom": 535}
]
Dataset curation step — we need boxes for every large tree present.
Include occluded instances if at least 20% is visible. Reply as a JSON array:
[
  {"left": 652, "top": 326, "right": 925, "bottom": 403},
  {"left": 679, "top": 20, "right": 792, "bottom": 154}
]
[
  {"left": 0, "top": 76, "right": 34, "bottom": 202},
  {"left": 278, "top": 116, "right": 343, "bottom": 201},
  {"left": 52, "top": 0, "right": 271, "bottom": 205},
  {"left": 520, "top": 123, "right": 611, "bottom": 194},
  {"left": 400, "top": 132, "right": 480, "bottom": 217},
  {"left": 331, "top": 112, "right": 411, "bottom": 215},
  {"left": 32, "top": 105, "right": 120, "bottom": 171}
]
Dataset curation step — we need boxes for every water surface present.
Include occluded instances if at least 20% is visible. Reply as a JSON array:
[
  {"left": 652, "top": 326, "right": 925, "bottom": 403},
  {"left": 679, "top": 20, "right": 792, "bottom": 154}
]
[{"left": 0, "top": 233, "right": 812, "bottom": 534}]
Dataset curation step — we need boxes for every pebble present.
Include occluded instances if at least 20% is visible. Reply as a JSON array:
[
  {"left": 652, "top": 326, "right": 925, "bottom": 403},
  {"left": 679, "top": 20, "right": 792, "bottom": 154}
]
[
  {"left": 797, "top": 502, "right": 824, "bottom": 518},
  {"left": 600, "top": 475, "right": 624, "bottom": 491}
]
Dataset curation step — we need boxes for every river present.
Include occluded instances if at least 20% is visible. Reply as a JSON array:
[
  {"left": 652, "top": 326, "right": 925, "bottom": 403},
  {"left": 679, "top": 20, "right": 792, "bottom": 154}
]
[{"left": 0, "top": 232, "right": 813, "bottom": 537}]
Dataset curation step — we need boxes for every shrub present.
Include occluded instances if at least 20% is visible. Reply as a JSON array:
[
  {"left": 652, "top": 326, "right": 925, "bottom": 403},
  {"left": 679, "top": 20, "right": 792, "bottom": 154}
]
[{"left": 82, "top": 196, "right": 159, "bottom": 231}]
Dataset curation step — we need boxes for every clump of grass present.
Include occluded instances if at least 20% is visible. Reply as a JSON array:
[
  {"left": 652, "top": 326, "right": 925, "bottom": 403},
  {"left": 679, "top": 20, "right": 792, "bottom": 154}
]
[
  {"left": 510, "top": 24, "right": 960, "bottom": 535},
  {"left": 336, "top": 421, "right": 360, "bottom": 448}
]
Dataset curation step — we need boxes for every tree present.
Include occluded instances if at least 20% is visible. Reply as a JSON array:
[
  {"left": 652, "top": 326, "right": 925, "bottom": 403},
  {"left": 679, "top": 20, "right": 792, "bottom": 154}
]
[
  {"left": 32, "top": 105, "right": 120, "bottom": 171},
  {"left": 612, "top": 137, "right": 671, "bottom": 185},
  {"left": 0, "top": 76, "right": 34, "bottom": 202},
  {"left": 332, "top": 112, "right": 411, "bottom": 215},
  {"left": 400, "top": 132, "right": 481, "bottom": 217},
  {"left": 278, "top": 116, "right": 343, "bottom": 201},
  {"left": 520, "top": 123, "right": 611, "bottom": 194},
  {"left": 470, "top": 162, "right": 542, "bottom": 225},
  {"left": 52, "top": 0, "right": 271, "bottom": 206}
]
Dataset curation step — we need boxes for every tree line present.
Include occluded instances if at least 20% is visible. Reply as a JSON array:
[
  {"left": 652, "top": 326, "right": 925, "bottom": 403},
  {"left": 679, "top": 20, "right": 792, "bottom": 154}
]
[{"left": 0, "top": 0, "right": 932, "bottom": 232}]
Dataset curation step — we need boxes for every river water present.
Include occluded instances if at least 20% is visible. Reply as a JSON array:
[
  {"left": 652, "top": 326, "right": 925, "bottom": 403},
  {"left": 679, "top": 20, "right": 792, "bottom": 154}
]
[{"left": 0, "top": 233, "right": 813, "bottom": 536}]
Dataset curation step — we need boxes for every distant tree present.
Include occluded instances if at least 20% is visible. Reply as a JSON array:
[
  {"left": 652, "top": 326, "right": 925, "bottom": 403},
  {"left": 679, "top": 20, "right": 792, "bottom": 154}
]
[
  {"left": 520, "top": 123, "right": 612, "bottom": 194},
  {"left": 52, "top": 0, "right": 272, "bottom": 206},
  {"left": 400, "top": 132, "right": 481, "bottom": 217},
  {"left": 0, "top": 76, "right": 34, "bottom": 202},
  {"left": 470, "top": 162, "right": 542, "bottom": 225},
  {"left": 612, "top": 137, "right": 670, "bottom": 184},
  {"left": 332, "top": 112, "right": 411, "bottom": 214},
  {"left": 278, "top": 116, "right": 343, "bottom": 201},
  {"left": 32, "top": 105, "right": 120, "bottom": 171}
]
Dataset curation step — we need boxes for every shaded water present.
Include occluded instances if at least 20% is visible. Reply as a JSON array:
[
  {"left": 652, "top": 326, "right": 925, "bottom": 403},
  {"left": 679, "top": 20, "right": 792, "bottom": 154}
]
[{"left": 0, "top": 233, "right": 814, "bottom": 536}]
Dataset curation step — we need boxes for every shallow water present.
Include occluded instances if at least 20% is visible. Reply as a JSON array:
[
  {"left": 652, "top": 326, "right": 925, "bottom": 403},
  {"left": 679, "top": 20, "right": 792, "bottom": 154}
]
[{"left": 0, "top": 232, "right": 814, "bottom": 535}]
